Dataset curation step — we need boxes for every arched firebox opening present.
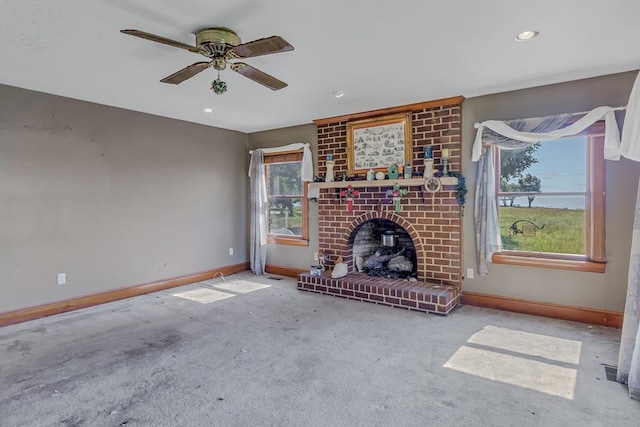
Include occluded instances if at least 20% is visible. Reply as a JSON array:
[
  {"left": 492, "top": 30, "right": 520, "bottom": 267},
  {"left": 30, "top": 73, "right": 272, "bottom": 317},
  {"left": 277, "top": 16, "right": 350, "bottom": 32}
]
[
  {"left": 336, "top": 211, "right": 427, "bottom": 281},
  {"left": 349, "top": 219, "right": 417, "bottom": 279}
]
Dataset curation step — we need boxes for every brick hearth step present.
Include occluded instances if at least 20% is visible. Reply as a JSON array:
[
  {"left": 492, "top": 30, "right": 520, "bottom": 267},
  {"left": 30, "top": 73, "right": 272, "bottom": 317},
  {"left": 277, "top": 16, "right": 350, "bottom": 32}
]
[{"left": 297, "top": 272, "right": 459, "bottom": 315}]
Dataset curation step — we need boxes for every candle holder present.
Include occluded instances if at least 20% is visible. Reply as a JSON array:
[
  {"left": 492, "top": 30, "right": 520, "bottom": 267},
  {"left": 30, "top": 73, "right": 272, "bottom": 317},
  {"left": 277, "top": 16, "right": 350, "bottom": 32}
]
[
  {"left": 325, "top": 154, "right": 335, "bottom": 182},
  {"left": 423, "top": 158, "right": 434, "bottom": 178},
  {"left": 423, "top": 145, "right": 435, "bottom": 178},
  {"left": 325, "top": 160, "right": 335, "bottom": 182},
  {"left": 441, "top": 149, "right": 450, "bottom": 176}
]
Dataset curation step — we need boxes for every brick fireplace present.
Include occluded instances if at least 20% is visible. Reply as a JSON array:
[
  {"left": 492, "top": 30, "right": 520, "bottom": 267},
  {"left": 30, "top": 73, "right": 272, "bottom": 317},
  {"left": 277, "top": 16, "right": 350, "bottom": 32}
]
[{"left": 298, "top": 97, "right": 464, "bottom": 315}]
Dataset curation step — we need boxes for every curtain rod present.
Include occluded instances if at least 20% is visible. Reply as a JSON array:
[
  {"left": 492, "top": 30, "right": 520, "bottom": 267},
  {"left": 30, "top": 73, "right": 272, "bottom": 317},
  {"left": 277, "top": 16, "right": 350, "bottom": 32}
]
[
  {"left": 473, "top": 105, "right": 627, "bottom": 129},
  {"left": 249, "top": 147, "right": 306, "bottom": 155}
]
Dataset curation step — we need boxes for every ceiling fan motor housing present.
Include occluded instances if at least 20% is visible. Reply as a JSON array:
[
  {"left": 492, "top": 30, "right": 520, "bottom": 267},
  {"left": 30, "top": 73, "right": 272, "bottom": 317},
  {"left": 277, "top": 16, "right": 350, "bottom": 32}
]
[{"left": 196, "top": 28, "right": 241, "bottom": 58}]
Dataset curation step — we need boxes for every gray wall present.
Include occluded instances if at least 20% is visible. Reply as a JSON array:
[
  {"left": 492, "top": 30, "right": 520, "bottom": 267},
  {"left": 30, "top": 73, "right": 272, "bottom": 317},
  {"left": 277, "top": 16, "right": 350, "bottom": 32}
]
[
  {"left": 462, "top": 71, "right": 640, "bottom": 312},
  {"left": 0, "top": 84, "right": 249, "bottom": 313},
  {"left": 248, "top": 124, "right": 318, "bottom": 270}
]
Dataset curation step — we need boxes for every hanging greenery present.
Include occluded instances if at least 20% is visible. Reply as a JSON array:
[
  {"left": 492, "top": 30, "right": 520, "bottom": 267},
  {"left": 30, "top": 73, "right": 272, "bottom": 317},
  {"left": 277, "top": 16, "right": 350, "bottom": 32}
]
[
  {"left": 434, "top": 170, "right": 467, "bottom": 207},
  {"left": 211, "top": 78, "right": 227, "bottom": 94}
]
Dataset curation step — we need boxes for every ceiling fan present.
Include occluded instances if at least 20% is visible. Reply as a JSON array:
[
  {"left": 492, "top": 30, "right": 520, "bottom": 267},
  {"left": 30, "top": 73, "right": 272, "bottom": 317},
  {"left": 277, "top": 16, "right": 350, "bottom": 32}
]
[{"left": 120, "top": 27, "right": 293, "bottom": 93}]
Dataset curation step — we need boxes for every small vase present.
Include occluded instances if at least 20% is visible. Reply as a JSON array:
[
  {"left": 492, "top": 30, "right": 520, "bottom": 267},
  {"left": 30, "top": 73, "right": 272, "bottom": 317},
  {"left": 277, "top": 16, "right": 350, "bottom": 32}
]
[{"left": 326, "top": 160, "right": 335, "bottom": 182}]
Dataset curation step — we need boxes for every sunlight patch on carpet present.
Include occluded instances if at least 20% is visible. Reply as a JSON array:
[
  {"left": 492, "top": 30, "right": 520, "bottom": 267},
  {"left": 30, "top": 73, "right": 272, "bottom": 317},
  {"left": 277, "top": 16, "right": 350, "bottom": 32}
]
[
  {"left": 467, "top": 325, "right": 582, "bottom": 365},
  {"left": 444, "top": 346, "right": 577, "bottom": 399},
  {"left": 172, "top": 288, "right": 235, "bottom": 304},
  {"left": 210, "top": 280, "right": 271, "bottom": 294},
  {"left": 444, "top": 325, "right": 581, "bottom": 400}
]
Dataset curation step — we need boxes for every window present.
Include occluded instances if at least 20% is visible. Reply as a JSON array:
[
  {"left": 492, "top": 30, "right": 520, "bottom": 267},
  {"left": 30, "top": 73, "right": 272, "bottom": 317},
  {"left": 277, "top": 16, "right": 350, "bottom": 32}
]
[
  {"left": 492, "top": 123, "right": 605, "bottom": 272},
  {"left": 264, "top": 150, "right": 309, "bottom": 246}
]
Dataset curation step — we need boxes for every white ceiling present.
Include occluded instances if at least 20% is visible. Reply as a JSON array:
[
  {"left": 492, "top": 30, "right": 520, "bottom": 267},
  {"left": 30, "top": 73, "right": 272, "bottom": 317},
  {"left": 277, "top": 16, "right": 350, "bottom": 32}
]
[{"left": 1, "top": 0, "right": 639, "bottom": 133}]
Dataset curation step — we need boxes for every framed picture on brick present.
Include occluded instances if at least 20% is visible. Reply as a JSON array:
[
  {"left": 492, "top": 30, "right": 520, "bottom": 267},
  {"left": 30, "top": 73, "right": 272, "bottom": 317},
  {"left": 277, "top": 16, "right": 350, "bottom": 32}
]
[{"left": 346, "top": 112, "right": 412, "bottom": 175}]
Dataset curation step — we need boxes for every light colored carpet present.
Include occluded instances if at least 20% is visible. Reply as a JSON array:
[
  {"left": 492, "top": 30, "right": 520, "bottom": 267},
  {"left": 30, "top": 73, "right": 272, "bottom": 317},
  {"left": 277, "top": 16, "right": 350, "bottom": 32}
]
[{"left": 1, "top": 272, "right": 638, "bottom": 426}]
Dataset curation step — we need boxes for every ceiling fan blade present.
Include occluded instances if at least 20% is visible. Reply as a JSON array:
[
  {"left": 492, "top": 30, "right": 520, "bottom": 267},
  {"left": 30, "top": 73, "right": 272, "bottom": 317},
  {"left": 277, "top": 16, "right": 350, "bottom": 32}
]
[
  {"left": 230, "top": 62, "right": 287, "bottom": 90},
  {"left": 121, "top": 29, "right": 202, "bottom": 54},
  {"left": 160, "top": 62, "right": 211, "bottom": 84},
  {"left": 230, "top": 36, "right": 293, "bottom": 58}
]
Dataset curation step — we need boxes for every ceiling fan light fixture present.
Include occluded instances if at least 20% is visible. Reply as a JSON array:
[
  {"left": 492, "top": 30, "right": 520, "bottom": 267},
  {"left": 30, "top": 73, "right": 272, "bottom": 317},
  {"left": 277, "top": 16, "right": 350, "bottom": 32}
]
[
  {"left": 515, "top": 30, "right": 539, "bottom": 41},
  {"left": 332, "top": 89, "right": 345, "bottom": 98},
  {"left": 202, "top": 107, "right": 214, "bottom": 113}
]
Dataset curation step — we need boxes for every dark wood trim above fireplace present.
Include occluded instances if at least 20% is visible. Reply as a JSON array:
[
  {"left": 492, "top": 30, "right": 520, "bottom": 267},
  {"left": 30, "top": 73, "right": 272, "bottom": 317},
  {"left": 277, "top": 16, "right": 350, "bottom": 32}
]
[{"left": 313, "top": 96, "right": 464, "bottom": 125}]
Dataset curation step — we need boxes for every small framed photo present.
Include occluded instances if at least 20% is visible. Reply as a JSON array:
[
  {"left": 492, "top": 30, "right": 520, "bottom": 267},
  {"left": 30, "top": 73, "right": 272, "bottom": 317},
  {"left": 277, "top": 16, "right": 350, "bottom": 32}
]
[{"left": 346, "top": 112, "right": 412, "bottom": 175}]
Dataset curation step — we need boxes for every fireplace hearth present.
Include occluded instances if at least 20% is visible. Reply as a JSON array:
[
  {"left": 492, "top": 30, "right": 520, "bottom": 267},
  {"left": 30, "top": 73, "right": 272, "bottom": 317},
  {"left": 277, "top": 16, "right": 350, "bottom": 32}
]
[{"left": 297, "top": 271, "right": 459, "bottom": 315}]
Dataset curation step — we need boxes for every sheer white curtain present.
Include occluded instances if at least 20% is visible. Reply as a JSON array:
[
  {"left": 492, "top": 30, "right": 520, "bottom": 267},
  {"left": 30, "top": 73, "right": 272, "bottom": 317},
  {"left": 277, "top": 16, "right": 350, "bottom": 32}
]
[
  {"left": 618, "top": 180, "right": 640, "bottom": 399},
  {"left": 473, "top": 149, "right": 500, "bottom": 276},
  {"left": 249, "top": 150, "right": 268, "bottom": 275},
  {"left": 617, "top": 70, "right": 640, "bottom": 400},
  {"left": 247, "top": 143, "right": 314, "bottom": 275},
  {"left": 471, "top": 108, "right": 622, "bottom": 275}
]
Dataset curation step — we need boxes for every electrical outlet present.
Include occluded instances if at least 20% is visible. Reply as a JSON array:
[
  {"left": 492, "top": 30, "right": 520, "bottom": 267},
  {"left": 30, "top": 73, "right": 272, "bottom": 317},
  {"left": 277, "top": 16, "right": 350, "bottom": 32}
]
[
  {"left": 466, "top": 268, "right": 474, "bottom": 279},
  {"left": 313, "top": 252, "right": 319, "bottom": 261},
  {"left": 229, "top": 247, "right": 233, "bottom": 256},
  {"left": 57, "top": 273, "right": 66, "bottom": 285}
]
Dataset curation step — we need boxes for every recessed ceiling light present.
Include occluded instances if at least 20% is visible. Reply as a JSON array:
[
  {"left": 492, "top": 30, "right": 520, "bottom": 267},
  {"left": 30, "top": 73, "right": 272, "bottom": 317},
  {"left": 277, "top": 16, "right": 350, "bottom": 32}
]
[
  {"left": 331, "top": 90, "right": 345, "bottom": 98},
  {"left": 515, "top": 30, "right": 539, "bottom": 41},
  {"left": 202, "top": 107, "right": 214, "bottom": 113}
]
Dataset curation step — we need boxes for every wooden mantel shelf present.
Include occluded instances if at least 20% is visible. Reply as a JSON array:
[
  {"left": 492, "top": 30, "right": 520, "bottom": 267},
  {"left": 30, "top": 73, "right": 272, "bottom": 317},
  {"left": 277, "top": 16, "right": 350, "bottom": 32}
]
[{"left": 309, "top": 177, "right": 458, "bottom": 190}]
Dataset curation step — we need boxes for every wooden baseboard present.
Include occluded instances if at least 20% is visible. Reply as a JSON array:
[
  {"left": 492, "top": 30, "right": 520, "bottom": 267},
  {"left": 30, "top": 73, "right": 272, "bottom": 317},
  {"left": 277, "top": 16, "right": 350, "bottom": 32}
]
[
  {"left": 0, "top": 262, "right": 250, "bottom": 328},
  {"left": 265, "top": 264, "right": 307, "bottom": 278},
  {"left": 461, "top": 291, "right": 623, "bottom": 328}
]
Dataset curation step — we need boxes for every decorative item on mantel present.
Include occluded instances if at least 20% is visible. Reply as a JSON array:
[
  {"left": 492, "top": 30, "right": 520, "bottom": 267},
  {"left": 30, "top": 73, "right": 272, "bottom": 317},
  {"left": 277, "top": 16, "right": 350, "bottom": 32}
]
[
  {"left": 441, "top": 148, "right": 450, "bottom": 176},
  {"left": 340, "top": 185, "right": 360, "bottom": 212},
  {"left": 424, "top": 176, "right": 442, "bottom": 193},
  {"left": 404, "top": 162, "right": 412, "bottom": 179},
  {"left": 325, "top": 154, "right": 335, "bottom": 182},
  {"left": 386, "top": 183, "right": 408, "bottom": 212},
  {"left": 423, "top": 146, "right": 434, "bottom": 178},
  {"left": 388, "top": 163, "right": 399, "bottom": 179},
  {"left": 367, "top": 168, "right": 376, "bottom": 180}
]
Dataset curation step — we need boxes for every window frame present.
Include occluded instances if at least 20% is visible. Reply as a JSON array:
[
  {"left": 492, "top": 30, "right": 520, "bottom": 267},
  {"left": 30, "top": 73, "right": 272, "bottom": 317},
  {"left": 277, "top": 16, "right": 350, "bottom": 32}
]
[
  {"left": 263, "top": 150, "right": 309, "bottom": 247},
  {"left": 491, "top": 122, "right": 606, "bottom": 273}
]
